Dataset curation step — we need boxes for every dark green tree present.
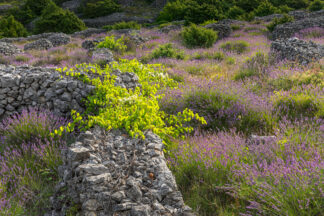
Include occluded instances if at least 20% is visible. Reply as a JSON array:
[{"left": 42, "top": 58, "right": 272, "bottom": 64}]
[
  {"left": 0, "top": 15, "right": 28, "bottom": 38},
  {"left": 308, "top": 0, "right": 323, "bottom": 11},
  {"left": 35, "top": 1, "right": 86, "bottom": 34}
]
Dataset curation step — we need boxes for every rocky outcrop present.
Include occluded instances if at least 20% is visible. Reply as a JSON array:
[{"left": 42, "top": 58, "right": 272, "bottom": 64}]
[
  {"left": 24, "top": 39, "right": 54, "bottom": 51},
  {"left": 272, "top": 16, "right": 324, "bottom": 40},
  {"left": 270, "top": 37, "right": 324, "bottom": 65},
  {"left": 92, "top": 48, "right": 115, "bottom": 64},
  {"left": 0, "top": 65, "right": 140, "bottom": 119},
  {"left": 0, "top": 32, "right": 71, "bottom": 45},
  {"left": 82, "top": 38, "right": 104, "bottom": 51},
  {"left": 83, "top": 13, "right": 153, "bottom": 28},
  {"left": 23, "top": 33, "right": 71, "bottom": 51},
  {"left": 0, "top": 42, "right": 22, "bottom": 56},
  {"left": 72, "top": 28, "right": 107, "bottom": 38},
  {"left": 62, "top": 0, "right": 83, "bottom": 12},
  {"left": 48, "top": 127, "right": 194, "bottom": 216},
  {"left": 204, "top": 23, "right": 232, "bottom": 40},
  {"left": 47, "top": 33, "right": 71, "bottom": 47}
]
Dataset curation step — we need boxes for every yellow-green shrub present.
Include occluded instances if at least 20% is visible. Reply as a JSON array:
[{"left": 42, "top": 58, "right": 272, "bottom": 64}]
[{"left": 57, "top": 59, "right": 206, "bottom": 145}]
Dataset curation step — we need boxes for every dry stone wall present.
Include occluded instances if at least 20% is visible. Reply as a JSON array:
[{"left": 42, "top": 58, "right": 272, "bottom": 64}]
[
  {"left": 271, "top": 37, "right": 324, "bottom": 65},
  {"left": 0, "top": 65, "right": 139, "bottom": 119},
  {"left": 272, "top": 16, "right": 324, "bottom": 40},
  {"left": 48, "top": 127, "right": 194, "bottom": 216}
]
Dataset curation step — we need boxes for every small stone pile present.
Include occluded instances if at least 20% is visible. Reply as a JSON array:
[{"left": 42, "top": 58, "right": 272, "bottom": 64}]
[
  {"left": 48, "top": 127, "right": 194, "bottom": 216},
  {"left": 82, "top": 39, "right": 104, "bottom": 51},
  {"left": 204, "top": 23, "right": 232, "bottom": 40},
  {"left": 0, "top": 65, "right": 140, "bottom": 119},
  {"left": 24, "top": 33, "right": 71, "bottom": 50},
  {"left": 24, "top": 38, "right": 54, "bottom": 51},
  {"left": 270, "top": 37, "right": 324, "bottom": 65},
  {"left": 48, "top": 33, "right": 72, "bottom": 47},
  {"left": 272, "top": 16, "right": 324, "bottom": 40},
  {"left": 0, "top": 42, "right": 22, "bottom": 56},
  {"left": 92, "top": 48, "right": 115, "bottom": 64}
]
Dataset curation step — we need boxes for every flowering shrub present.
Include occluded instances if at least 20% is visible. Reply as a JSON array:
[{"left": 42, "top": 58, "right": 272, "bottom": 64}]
[
  {"left": 103, "top": 21, "right": 141, "bottom": 31},
  {"left": 220, "top": 40, "right": 250, "bottom": 54},
  {"left": 272, "top": 90, "right": 324, "bottom": 120},
  {"left": 169, "top": 120, "right": 324, "bottom": 215},
  {"left": 0, "top": 108, "right": 67, "bottom": 149},
  {"left": 150, "top": 43, "right": 185, "bottom": 60},
  {"left": 0, "top": 109, "right": 68, "bottom": 215},
  {"left": 234, "top": 52, "right": 269, "bottom": 80},
  {"left": 159, "top": 80, "right": 274, "bottom": 134}
]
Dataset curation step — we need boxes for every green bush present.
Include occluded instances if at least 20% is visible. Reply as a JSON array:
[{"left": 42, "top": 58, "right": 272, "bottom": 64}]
[
  {"left": 34, "top": 1, "right": 86, "bottom": 34},
  {"left": 308, "top": 0, "right": 324, "bottom": 11},
  {"left": 228, "top": 6, "right": 245, "bottom": 19},
  {"left": 96, "top": 35, "right": 127, "bottom": 53},
  {"left": 181, "top": 24, "right": 218, "bottom": 48},
  {"left": 192, "top": 51, "right": 224, "bottom": 61},
  {"left": 277, "top": 4, "right": 293, "bottom": 13},
  {"left": 151, "top": 43, "right": 185, "bottom": 60},
  {"left": 253, "top": 0, "right": 278, "bottom": 17},
  {"left": 220, "top": 40, "right": 250, "bottom": 54},
  {"left": 272, "top": 92, "right": 324, "bottom": 120},
  {"left": 157, "top": 0, "right": 224, "bottom": 24},
  {"left": 82, "top": 0, "right": 121, "bottom": 18},
  {"left": 10, "top": 0, "right": 52, "bottom": 24},
  {"left": 103, "top": 21, "right": 141, "bottom": 31},
  {"left": 286, "top": 0, "right": 309, "bottom": 9},
  {"left": 266, "top": 14, "right": 294, "bottom": 32},
  {"left": 0, "top": 15, "right": 28, "bottom": 38}
]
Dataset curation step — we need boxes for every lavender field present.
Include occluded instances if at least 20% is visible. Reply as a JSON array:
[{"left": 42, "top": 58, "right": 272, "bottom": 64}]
[{"left": 0, "top": 19, "right": 323, "bottom": 215}]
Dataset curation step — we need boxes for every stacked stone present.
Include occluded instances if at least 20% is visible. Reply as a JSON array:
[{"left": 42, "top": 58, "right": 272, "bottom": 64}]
[
  {"left": 24, "top": 38, "right": 54, "bottom": 50},
  {"left": 0, "top": 42, "right": 22, "bottom": 56},
  {"left": 204, "top": 23, "right": 232, "bottom": 40},
  {"left": 82, "top": 38, "right": 105, "bottom": 51},
  {"left": 49, "top": 128, "right": 194, "bottom": 216},
  {"left": 0, "top": 65, "right": 140, "bottom": 119},
  {"left": 24, "top": 33, "right": 71, "bottom": 50},
  {"left": 272, "top": 16, "right": 324, "bottom": 40},
  {"left": 270, "top": 37, "right": 324, "bottom": 65},
  {"left": 1, "top": 33, "right": 71, "bottom": 48}
]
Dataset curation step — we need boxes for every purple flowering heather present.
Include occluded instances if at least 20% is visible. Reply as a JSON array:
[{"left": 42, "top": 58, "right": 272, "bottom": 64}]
[{"left": 0, "top": 109, "right": 68, "bottom": 212}]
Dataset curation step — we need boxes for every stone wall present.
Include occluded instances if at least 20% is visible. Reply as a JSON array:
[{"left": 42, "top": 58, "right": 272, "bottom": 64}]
[
  {"left": 272, "top": 16, "right": 324, "bottom": 40},
  {"left": 48, "top": 127, "right": 193, "bottom": 216},
  {"left": 270, "top": 37, "right": 324, "bottom": 65},
  {"left": 0, "top": 65, "right": 139, "bottom": 119}
]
